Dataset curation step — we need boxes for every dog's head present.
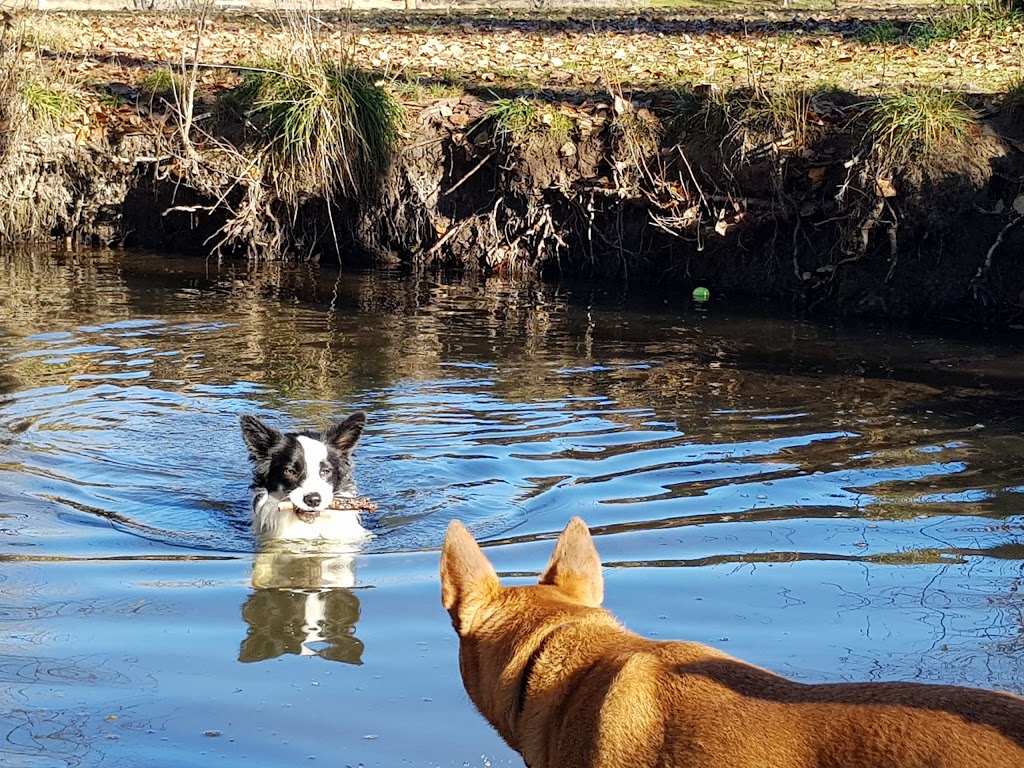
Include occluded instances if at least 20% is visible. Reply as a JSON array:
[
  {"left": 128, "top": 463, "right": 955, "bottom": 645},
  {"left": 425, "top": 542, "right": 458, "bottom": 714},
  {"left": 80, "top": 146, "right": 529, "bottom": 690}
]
[
  {"left": 440, "top": 517, "right": 604, "bottom": 631},
  {"left": 439, "top": 517, "right": 606, "bottom": 746},
  {"left": 240, "top": 413, "right": 365, "bottom": 528}
]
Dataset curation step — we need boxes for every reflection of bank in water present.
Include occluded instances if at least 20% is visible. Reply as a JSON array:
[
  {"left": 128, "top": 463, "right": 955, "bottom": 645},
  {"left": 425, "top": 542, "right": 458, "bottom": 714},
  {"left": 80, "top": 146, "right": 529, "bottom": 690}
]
[{"left": 239, "top": 545, "right": 364, "bottom": 664}]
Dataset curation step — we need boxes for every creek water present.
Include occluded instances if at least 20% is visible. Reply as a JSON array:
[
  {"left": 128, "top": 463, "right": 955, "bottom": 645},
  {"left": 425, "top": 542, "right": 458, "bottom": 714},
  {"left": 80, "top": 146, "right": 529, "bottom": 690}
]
[{"left": 1, "top": 248, "right": 1023, "bottom": 767}]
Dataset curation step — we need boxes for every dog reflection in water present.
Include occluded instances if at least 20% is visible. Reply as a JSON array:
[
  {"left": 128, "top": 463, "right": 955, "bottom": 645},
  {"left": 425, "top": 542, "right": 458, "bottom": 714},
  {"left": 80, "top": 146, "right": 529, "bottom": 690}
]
[{"left": 239, "top": 544, "right": 364, "bottom": 664}]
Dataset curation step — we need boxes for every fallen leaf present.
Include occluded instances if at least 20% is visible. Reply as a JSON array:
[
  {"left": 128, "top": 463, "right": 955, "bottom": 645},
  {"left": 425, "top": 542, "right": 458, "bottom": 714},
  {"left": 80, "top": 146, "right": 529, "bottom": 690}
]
[{"left": 876, "top": 177, "right": 898, "bottom": 198}]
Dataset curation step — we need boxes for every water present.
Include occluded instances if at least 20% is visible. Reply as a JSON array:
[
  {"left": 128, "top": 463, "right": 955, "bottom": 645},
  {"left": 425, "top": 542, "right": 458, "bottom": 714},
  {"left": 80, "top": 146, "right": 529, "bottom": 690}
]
[{"left": 1, "top": 248, "right": 1023, "bottom": 767}]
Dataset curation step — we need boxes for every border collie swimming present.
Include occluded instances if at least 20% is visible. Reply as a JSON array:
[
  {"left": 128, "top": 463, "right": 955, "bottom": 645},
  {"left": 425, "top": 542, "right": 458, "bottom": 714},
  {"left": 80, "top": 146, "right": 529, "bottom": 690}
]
[{"left": 239, "top": 413, "right": 370, "bottom": 542}]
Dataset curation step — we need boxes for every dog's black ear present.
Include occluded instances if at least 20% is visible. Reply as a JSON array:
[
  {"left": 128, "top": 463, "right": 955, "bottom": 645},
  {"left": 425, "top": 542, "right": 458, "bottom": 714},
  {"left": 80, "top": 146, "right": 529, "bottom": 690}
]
[
  {"left": 240, "top": 415, "right": 281, "bottom": 460},
  {"left": 540, "top": 517, "right": 604, "bottom": 607},
  {"left": 325, "top": 412, "right": 366, "bottom": 456},
  {"left": 440, "top": 520, "right": 499, "bottom": 634}
]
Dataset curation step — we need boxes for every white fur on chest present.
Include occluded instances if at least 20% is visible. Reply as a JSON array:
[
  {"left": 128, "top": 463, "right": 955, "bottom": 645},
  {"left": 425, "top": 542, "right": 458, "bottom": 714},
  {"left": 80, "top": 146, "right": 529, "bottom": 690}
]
[{"left": 252, "top": 490, "right": 370, "bottom": 542}]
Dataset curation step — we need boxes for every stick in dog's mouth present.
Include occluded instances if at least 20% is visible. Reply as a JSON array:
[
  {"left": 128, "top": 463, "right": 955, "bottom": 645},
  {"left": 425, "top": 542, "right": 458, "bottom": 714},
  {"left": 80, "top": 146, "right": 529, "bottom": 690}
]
[{"left": 277, "top": 497, "right": 380, "bottom": 524}]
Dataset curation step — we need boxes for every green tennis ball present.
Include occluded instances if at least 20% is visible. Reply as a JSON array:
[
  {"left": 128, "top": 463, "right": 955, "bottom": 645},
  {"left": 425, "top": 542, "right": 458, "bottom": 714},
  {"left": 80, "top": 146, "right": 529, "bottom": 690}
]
[{"left": 692, "top": 286, "right": 710, "bottom": 303}]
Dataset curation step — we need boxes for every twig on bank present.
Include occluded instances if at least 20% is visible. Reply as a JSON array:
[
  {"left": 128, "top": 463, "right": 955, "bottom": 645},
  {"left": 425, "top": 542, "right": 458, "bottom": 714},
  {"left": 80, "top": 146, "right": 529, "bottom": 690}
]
[
  {"left": 884, "top": 202, "right": 899, "bottom": 283},
  {"left": 791, "top": 212, "right": 803, "bottom": 281},
  {"left": 676, "top": 145, "right": 710, "bottom": 217},
  {"left": 981, "top": 214, "right": 1023, "bottom": 275},
  {"left": 972, "top": 214, "right": 1023, "bottom": 300},
  {"left": 425, "top": 215, "right": 477, "bottom": 259},
  {"left": 441, "top": 150, "right": 495, "bottom": 197}
]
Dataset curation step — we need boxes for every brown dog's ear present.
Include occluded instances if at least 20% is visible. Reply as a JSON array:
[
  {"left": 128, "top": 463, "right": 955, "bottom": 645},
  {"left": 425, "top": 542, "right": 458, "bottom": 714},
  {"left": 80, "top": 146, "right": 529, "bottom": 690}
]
[
  {"left": 440, "top": 520, "right": 500, "bottom": 633},
  {"left": 539, "top": 517, "right": 603, "bottom": 607}
]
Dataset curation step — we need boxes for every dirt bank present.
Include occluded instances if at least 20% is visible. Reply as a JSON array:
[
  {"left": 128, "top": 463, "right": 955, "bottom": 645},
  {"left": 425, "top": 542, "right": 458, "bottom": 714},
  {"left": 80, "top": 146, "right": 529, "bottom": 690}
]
[{"left": 2, "top": 4, "right": 1023, "bottom": 324}]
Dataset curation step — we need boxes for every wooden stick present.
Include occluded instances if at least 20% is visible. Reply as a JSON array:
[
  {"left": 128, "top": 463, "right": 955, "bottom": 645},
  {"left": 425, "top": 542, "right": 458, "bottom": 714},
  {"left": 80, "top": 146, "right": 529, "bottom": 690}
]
[{"left": 277, "top": 497, "right": 379, "bottom": 514}]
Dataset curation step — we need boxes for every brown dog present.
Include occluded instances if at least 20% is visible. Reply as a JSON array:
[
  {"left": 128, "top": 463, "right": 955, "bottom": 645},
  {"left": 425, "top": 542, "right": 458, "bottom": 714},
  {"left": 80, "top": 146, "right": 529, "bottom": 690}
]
[{"left": 440, "top": 517, "right": 1024, "bottom": 768}]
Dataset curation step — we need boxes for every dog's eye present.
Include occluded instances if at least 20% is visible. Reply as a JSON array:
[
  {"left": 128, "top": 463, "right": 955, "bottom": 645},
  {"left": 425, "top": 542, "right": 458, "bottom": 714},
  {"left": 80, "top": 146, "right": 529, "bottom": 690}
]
[
  {"left": 319, "top": 466, "right": 332, "bottom": 480},
  {"left": 284, "top": 467, "right": 297, "bottom": 479}
]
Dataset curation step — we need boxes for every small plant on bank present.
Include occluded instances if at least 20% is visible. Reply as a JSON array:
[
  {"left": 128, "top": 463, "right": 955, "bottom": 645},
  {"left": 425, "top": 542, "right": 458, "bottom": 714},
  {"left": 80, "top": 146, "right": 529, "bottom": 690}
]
[
  {"left": 611, "top": 99, "right": 663, "bottom": 170},
  {"left": 140, "top": 66, "right": 184, "bottom": 101},
  {"left": 868, "top": 88, "right": 977, "bottom": 166},
  {"left": 389, "top": 76, "right": 466, "bottom": 104},
  {"left": 1001, "top": 77, "right": 1024, "bottom": 124},
  {"left": 661, "top": 85, "right": 703, "bottom": 135},
  {"left": 545, "top": 109, "right": 574, "bottom": 146},
  {"left": 481, "top": 97, "right": 575, "bottom": 151},
  {"left": 740, "top": 86, "right": 818, "bottom": 151},
  {"left": 858, "top": 21, "right": 903, "bottom": 45},
  {"left": 908, "top": 0, "right": 1024, "bottom": 48},
  {"left": 20, "top": 81, "right": 80, "bottom": 131},
  {"left": 485, "top": 97, "right": 540, "bottom": 147},
  {"left": 661, "top": 85, "right": 731, "bottom": 140}
]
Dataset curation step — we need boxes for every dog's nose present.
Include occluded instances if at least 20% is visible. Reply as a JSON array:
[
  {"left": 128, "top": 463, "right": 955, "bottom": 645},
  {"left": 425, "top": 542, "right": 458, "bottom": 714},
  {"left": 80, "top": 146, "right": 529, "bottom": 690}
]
[{"left": 303, "top": 492, "right": 322, "bottom": 508}]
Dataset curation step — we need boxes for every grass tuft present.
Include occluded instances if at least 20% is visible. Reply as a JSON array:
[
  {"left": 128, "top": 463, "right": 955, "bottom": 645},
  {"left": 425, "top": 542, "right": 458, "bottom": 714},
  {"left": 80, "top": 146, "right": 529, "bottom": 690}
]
[
  {"left": 485, "top": 97, "right": 541, "bottom": 147},
  {"left": 482, "top": 97, "right": 578, "bottom": 152},
  {"left": 543, "top": 108, "right": 574, "bottom": 146},
  {"left": 868, "top": 88, "right": 976, "bottom": 166},
  {"left": 21, "top": 82, "right": 80, "bottom": 131},
  {"left": 667, "top": 85, "right": 821, "bottom": 155},
  {"left": 390, "top": 77, "right": 465, "bottom": 104},
  {"left": 140, "top": 66, "right": 184, "bottom": 100},
  {"left": 908, "top": 1, "right": 1024, "bottom": 48},
  {"left": 225, "top": 53, "right": 403, "bottom": 198},
  {"left": 1001, "top": 77, "right": 1024, "bottom": 124},
  {"left": 858, "top": 21, "right": 903, "bottom": 45},
  {"left": 740, "top": 86, "right": 817, "bottom": 151}
]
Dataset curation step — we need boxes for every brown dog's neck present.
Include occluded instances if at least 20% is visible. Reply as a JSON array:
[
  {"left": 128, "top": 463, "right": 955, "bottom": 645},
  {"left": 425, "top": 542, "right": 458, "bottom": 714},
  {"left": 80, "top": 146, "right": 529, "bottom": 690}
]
[
  {"left": 510, "top": 620, "right": 576, "bottom": 719},
  {"left": 504, "top": 611, "right": 646, "bottom": 752}
]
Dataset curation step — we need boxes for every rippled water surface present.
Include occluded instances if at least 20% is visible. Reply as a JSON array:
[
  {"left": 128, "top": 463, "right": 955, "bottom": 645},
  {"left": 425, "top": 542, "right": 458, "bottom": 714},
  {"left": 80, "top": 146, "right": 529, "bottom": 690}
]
[{"left": 2, "top": 249, "right": 1023, "bottom": 767}]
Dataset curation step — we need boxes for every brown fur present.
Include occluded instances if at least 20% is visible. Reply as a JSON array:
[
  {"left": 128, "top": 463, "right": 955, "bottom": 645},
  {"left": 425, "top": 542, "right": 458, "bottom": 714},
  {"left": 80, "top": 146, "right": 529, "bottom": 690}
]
[{"left": 440, "top": 517, "right": 1024, "bottom": 768}]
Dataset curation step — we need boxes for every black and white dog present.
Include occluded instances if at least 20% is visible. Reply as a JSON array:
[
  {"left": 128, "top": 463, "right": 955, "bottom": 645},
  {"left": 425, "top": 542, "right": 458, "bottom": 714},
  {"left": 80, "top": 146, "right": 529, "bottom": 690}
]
[{"left": 239, "top": 413, "right": 370, "bottom": 542}]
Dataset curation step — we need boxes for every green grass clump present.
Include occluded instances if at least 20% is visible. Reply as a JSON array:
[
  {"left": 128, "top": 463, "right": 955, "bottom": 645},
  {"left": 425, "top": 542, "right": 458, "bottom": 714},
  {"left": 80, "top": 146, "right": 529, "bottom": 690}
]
[
  {"left": 868, "top": 88, "right": 977, "bottom": 165},
  {"left": 475, "top": 96, "right": 573, "bottom": 148},
  {"left": 660, "top": 86, "right": 705, "bottom": 135},
  {"left": 486, "top": 97, "right": 541, "bottom": 146},
  {"left": 390, "top": 77, "right": 465, "bottom": 104},
  {"left": 482, "top": 97, "right": 577, "bottom": 151},
  {"left": 544, "top": 109, "right": 574, "bottom": 145},
  {"left": 662, "top": 85, "right": 731, "bottom": 138},
  {"left": 858, "top": 21, "right": 903, "bottom": 45},
  {"left": 741, "top": 87, "right": 817, "bottom": 149},
  {"left": 140, "top": 66, "right": 184, "bottom": 100},
  {"left": 21, "top": 82, "right": 79, "bottom": 130},
  {"left": 224, "top": 54, "right": 403, "bottom": 198},
  {"left": 1001, "top": 77, "right": 1024, "bottom": 124},
  {"left": 908, "top": 1, "right": 1023, "bottom": 48}
]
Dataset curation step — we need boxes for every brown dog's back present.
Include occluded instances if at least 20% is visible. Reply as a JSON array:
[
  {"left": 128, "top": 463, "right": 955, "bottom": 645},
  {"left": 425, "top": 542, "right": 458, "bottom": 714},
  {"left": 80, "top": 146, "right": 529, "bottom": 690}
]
[{"left": 440, "top": 517, "right": 1024, "bottom": 768}]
